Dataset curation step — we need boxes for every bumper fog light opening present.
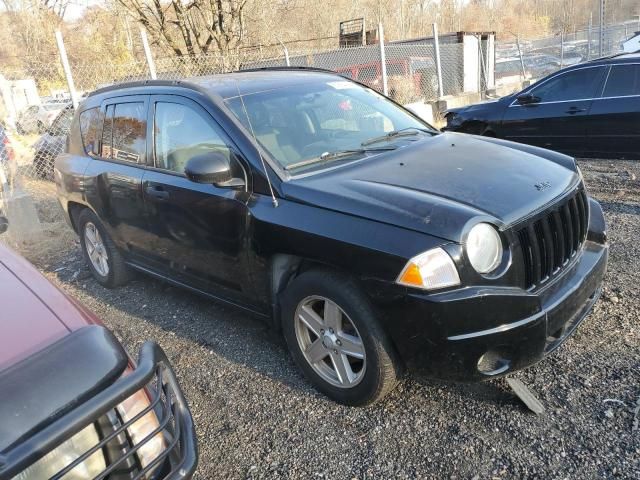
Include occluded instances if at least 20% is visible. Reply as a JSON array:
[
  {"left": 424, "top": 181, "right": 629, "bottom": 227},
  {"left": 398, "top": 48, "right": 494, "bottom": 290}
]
[{"left": 477, "top": 348, "right": 512, "bottom": 376}]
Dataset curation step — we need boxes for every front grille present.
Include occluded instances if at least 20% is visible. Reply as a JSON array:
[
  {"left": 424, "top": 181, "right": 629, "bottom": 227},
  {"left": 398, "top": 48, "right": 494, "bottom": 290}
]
[
  {"left": 0, "top": 337, "right": 197, "bottom": 480},
  {"left": 517, "top": 188, "right": 589, "bottom": 290}
]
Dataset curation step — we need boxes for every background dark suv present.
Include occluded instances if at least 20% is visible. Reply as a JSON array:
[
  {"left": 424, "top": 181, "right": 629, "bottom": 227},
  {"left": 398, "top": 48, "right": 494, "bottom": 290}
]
[{"left": 444, "top": 52, "right": 640, "bottom": 159}]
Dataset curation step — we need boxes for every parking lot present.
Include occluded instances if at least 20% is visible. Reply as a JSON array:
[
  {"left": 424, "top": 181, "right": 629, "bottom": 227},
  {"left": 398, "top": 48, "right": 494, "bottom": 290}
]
[{"left": 5, "top": 158, "right": 639, "bottom": 479}]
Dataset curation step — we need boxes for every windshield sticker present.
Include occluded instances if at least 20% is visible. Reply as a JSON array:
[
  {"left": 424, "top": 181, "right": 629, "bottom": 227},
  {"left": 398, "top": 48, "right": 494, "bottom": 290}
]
[{"left": 327, "top": 81, "right": 358, "bottom": 90}]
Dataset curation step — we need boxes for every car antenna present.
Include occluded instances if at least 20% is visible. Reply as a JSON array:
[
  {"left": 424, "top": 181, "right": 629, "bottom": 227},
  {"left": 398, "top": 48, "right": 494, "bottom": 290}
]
[{"left": 235, "top": 81, "right": 279, "bottom": 208}]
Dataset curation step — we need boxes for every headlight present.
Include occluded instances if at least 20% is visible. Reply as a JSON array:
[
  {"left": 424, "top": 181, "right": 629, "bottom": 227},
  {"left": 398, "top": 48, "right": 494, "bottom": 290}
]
[
  {"left": 466, "top": 223, "right": 503, "bottom": 274},
  {"left": 117, "top": 389, "right": 165, "bottom": 470},
  {"left": 14, "top": 425, "right": 106, "bottom": 479},
  {"left": 396, "top": 247, "right": 460, "bottom": 290}
]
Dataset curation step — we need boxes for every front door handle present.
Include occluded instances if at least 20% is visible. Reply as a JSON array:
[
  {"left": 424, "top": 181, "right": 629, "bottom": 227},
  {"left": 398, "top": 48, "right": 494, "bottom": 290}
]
[
  {"left": 145, "top": 185, "right": 170, "bottom": 199},
  {"left": 565, "top": 107, "right": 586, "bottom": 114}
]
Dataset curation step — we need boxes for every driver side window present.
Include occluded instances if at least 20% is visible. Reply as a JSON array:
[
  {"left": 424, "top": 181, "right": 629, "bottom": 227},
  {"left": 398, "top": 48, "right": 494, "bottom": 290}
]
[
  {"left": 154, "top": 102, "right": 231, "bottom": 174},
  {"left": 530, "top": 67, "right": 604, "bottom": 103}
]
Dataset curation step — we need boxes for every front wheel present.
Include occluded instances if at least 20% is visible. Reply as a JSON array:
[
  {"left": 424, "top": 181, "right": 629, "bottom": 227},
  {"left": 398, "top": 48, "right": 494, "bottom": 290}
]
[{"left": 280, "top": 269, "right": 402, "bottom": 406}]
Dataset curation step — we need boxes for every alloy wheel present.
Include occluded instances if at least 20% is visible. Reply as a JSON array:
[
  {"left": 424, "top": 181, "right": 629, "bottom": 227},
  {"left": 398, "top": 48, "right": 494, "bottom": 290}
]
[
  {"left": 84, "top": 222, "right": 109, "bottom": 277},
  {"left": 294, "top": 295, "right": 366, "bottom": 388}
]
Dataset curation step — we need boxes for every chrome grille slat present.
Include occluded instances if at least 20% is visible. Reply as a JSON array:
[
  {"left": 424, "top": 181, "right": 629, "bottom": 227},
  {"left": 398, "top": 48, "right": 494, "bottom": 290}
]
[
  {"left": 562, "top": 203, "right": 574, "bottom": 256},
  {"left": 538, "top": 218, "right": 554, "bottom": 280},
  {"left": 528, "top": 223, "right": 542, "bottom": 285}
]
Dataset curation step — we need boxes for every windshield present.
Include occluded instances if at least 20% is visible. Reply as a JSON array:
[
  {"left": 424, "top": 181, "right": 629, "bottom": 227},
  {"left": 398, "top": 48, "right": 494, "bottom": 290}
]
[{"left": 224, "top": 79, "right": 434, "bottom": 171}]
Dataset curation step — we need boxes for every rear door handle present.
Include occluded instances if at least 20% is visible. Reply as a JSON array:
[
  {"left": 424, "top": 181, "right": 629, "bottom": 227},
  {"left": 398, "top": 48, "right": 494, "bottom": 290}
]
[
  {"left": 145, "top": 184, "right": 170, "bottom": 199},
  {"left": 565, "top": 107, "right": 586, "bottom": 114}
]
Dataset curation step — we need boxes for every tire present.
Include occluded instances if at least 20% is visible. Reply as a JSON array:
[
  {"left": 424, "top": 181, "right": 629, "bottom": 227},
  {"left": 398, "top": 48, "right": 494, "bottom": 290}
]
[
  {"left": 280, "top": 269, "right": 402, "bottom": 406},
  {"left": 77, "top": 209, "right": 131, "bottom": 288}
]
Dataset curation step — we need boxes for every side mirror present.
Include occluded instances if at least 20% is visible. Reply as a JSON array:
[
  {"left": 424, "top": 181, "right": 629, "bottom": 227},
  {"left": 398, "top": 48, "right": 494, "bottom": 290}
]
[
  {"left": 0, "top": 215, "right": 8, "bottom": 235},
  {"left": 516, "top": 93, "right": 539, "bottom": 105},
  {"left": 184, "top": 152, "right": 244, "bottom": 188}
]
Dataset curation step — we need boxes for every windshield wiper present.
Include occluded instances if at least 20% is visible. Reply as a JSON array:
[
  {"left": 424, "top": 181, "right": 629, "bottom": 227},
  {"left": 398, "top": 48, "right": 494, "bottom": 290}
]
[
  {"left": 361, "top": 127, "right": 433, "bottom": 147},
  {"left": 284, "top": 146, "right": 395, "bottom": 171}
]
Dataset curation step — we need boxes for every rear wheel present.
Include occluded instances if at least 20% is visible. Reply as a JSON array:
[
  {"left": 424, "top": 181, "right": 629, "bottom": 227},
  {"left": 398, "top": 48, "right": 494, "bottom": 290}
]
[
  {"left": 281, "top": 269, "right": 401, "bottom": 406},
  {"left": 78, "top": 209, "right": 131, "bottom": 288}
]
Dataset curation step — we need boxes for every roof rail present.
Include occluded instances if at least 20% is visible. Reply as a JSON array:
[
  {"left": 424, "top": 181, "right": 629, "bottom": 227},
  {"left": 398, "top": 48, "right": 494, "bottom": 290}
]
[
  {"left": 87, "top": 79, "right": 189, "bottom": 97},
  {"left": 87, "top": 68, "right": 343, "bottom": 97},
  {"left": 233, "top": 66, "right": 341, "bottom": 75}
]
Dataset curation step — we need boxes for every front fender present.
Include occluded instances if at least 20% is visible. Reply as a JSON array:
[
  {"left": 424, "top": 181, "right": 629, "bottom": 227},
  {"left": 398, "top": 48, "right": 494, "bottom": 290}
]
[
  {"left": 247, "top": 195, "right": 449, "bottom": 307},
  {"left": 587, "top": 197, "right": 607, "bottom": 245},
  {"left": 472, "top": 135, "right": 578, "bottom": 172}
]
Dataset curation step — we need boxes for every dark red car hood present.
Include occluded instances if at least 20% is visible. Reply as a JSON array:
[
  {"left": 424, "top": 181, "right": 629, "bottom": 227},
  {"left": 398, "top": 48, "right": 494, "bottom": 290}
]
[{"left": 0, "top": 243, "right": 98, "bottom": 370}]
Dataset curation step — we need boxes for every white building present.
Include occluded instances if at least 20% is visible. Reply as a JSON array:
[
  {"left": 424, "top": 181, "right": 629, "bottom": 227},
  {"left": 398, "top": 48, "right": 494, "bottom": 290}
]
[{"left": 0, "top": 76, "right": 40, "bottom": 124}]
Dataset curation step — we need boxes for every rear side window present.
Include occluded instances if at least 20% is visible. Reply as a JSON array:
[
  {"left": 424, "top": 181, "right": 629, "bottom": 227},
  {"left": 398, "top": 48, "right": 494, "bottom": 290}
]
[
  {"left": 603, "top": 64, "right": 640, "bottom": 97},
  {"left": 531, "top": 67, "right": 604, "bottom": 102},
  {"left": 79, "top": 107, "right": 102, "bottom": 155},
  {"left": 101, "top": 102, "right": 146, "bottom": 162}
]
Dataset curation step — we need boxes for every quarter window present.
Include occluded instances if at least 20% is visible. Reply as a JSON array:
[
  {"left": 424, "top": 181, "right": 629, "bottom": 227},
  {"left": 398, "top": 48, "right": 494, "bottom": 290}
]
[
  {"left": 602, "top": 64, "right": 640, "bottom": 97},
  {"left": 101, "top": 102, "right": 146, "bottom": 162},
  {"left": 153, "top": 102, "right": 231, "bottom": 174},
  {"left": 530, "top": 67, "right": 604, "bottom": 102},
  {"left": 79, "top": 107, "right": 102, "bottom": 155}
]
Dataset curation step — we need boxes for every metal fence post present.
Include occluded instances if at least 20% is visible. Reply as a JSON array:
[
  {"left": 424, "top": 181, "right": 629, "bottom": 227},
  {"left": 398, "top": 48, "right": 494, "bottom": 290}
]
[
  {"left": 378, "top": 23, "right": 388, "bottom": 96},
  {"left": 599, "top": 0, "right": 605, "bottom": 57},
  {"left": 140, "top": 27, "right": 157, "bottom": 80},
  {"left": 587, "top": 13, "right": 592, "bottom": 60},
  {"left": 560, "top": 31, "right": 565, "bottom": 68},
  {"left": 515, "top": 35, "right": 526, "bottom": 80},
  {"left": 280, "top": 41, "right": 291, "bottom": 66},
  {"left": 54, "top": 31, "right": 79, "bottom": 109},
  {"left": 432, "top": 23, "right": 444, "bottom": 99}
]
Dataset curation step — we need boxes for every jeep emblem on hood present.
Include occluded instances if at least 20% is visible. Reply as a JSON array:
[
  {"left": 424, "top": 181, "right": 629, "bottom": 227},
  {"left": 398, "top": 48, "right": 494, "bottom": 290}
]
[{"left": 535, "top": 181, "right": 551, "bottom": 191}]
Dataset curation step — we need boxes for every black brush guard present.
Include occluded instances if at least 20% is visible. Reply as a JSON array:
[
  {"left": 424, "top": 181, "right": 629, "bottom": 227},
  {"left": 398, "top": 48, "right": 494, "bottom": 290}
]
[{"left": 0, "top": 334, "right": 198, "bottom": 480}]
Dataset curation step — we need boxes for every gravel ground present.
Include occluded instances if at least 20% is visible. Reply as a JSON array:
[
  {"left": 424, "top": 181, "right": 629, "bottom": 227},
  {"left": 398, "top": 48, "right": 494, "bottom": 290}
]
[{"left": 4, "top": 159, "right": 639, "bottom": 479}]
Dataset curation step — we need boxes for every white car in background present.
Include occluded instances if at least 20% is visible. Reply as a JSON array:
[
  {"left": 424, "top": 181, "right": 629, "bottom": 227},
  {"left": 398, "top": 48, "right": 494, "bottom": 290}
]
[{"left": 16, "top": 103, "right": 66, "bottom": 135}]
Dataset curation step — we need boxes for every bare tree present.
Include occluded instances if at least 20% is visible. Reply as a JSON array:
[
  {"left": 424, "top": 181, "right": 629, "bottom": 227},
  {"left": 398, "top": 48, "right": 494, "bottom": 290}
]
[{"left": 116, "top": 0, "right": 248, "bottom": 64}]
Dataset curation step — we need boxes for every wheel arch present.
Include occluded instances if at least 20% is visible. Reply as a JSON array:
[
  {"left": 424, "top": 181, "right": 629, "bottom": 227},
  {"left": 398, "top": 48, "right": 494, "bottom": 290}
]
[
  {"left": 67, "top": 201, "right": 88, "bottom": 233},
  {"left": 269, "top": 255, "right": 405, "bottom": 372},
  {"left": 269, "top": 254, "right": 344, "bottom": 330}
]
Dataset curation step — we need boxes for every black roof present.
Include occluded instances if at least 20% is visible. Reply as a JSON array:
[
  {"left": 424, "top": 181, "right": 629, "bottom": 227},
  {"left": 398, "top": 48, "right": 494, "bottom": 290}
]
[{"left": 88, "top": 68, "right": 344, "bottom": 100}]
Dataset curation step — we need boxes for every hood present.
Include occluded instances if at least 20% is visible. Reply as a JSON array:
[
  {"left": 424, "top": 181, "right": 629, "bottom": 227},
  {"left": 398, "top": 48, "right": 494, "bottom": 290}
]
[
  {"left": 282, "top": 132, "right": 579, "bottom": 242},
  {"left": 0, "top": 243, "right": 98, "bottom": 370},
  {"left": 447, "top": 96, "right": 509, "bottom": 115}
]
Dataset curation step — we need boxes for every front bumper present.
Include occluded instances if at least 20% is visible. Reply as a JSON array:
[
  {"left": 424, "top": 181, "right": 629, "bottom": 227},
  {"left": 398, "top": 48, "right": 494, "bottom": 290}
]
[{"left": 371, "top": 216, "right": 608, "bottom": 382}]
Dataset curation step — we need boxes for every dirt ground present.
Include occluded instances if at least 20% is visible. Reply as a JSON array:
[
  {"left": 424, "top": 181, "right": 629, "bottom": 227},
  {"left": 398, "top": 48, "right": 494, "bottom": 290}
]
[{"left": 2, "top": 158, "right": 639, "bottom": 479}]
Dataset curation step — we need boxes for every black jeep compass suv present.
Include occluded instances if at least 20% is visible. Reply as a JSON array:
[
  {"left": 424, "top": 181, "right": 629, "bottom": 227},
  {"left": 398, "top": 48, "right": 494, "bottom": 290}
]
[{"left": 55, "top": 69, "right": 608, "bottom": 406}]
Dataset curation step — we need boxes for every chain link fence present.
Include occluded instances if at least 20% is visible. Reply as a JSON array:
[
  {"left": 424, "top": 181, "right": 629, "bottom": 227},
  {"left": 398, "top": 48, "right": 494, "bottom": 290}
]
[
  {"left": 495, "top": 19, "right": 636, "bottom": 87},
  {"left": 1, "top": 18, "right": 636, "bottom": 192},
  {"left": 0, "top": 33, "right": 471, "bottom": 188}
]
